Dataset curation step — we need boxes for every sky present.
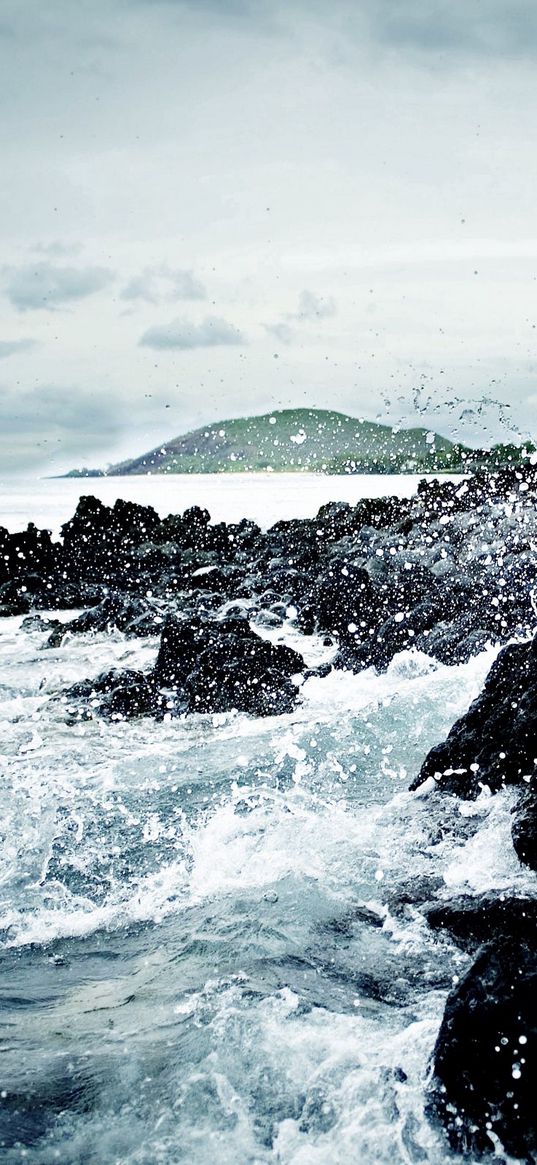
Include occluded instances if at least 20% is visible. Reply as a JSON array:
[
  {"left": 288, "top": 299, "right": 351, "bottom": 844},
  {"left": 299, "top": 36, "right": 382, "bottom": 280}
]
[{"left": 1, "top": 0, "right": 537, "bottom": 474}]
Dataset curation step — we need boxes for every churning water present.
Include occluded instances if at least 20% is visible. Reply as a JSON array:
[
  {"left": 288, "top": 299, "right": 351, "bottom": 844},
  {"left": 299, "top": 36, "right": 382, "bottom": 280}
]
[{"left": 0, "top": 477, "right": 532, "bottom": 1164}]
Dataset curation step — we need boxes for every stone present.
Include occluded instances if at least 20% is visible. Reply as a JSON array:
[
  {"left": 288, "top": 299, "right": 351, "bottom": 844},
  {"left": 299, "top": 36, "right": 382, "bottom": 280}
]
[
  {"left": 411, "top": 636, "right": 537, "bottom": 797},
  {"left": 429, "top": 938, "right": 537, "bottom": 1158},
  {"left": 512, "top": 784, "right": 537, "bottom": 871}
]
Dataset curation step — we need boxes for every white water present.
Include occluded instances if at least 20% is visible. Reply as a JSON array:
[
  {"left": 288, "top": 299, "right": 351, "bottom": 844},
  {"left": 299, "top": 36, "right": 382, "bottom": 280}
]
[{"left": 0, "top": 476, "right": 529, "bottom": 1165}]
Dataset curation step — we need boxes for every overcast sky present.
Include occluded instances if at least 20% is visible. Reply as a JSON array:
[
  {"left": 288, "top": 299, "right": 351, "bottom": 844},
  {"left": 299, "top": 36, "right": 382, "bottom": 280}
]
[{"left": 1, "top": 0, "right": 537, "bottom": 473}]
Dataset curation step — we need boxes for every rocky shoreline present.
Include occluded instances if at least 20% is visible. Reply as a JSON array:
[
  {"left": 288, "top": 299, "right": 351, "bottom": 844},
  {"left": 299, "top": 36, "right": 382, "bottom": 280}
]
[{"left": 2, "top": 463, "right": 537, "bottom": 1159}]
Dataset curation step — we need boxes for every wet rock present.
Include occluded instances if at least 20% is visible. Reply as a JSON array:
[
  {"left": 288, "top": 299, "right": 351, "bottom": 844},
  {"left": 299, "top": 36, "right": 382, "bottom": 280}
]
[
  {"left": 411, "top": 635, "right": 537, "bottom": 797},
  {"left": 265, "top": 565, "right": 310, "bottom": 603},
  {"left": 333, "top": 554, "right": 530, "bottom": 673},
  {"left": 309, "top": 560, "right": 379, "bottom": 637},
  {"left": 314, "top": 500, "right": 357, "bottom": 542},
  {"left": 157, "top": 504, "right": 212, "bottom": 550},
  {"left": 62, "top": 496, "right": 161, "bottom": 549},
  {"left": 67, "top": 614, "right": 306, "bottom": 721},
  {"left": 60, "top": 497, "right": 228, "bottom": 584},
  {"left": 329, "top": 565, "right": 484, "bottom": 673},
  {"left": 6, "top": 463, "right": 537, "bottom": 684},
  {"left": 153, "top": 615, "right": 210, "bottom": 688},
  {"left": 384, "top": 875, "right": 445, "bottom": 912},
  {"left": 156, "top": 614, "right": 305, "bottom": 717},
  {"left": 21, "top": 613, "right": 64, "bottom": 635},
  {"left": 66, "top": 668, "right": 155, "bottom": 720},
  {"left": 414, "top": 619, "right": 492, "bottom": 666},
  {"left": 315, "top": 495, "right": 406, "bottom": 541},
  {"left": 263, "top": 517, "right": 322, "bottom": 571},
  {"left": 425, "top": 894, "right": 537, "bottom": 947},
  {"left": 225, "top": 518, "right": 264, "bottom": 557},
  {"left": 183, "top": 627, "right": 304, "bottom": 716},
  {"left": 303, "top": 661, "right": 333, "bottom": 680},
  {"left": 187, "top": 564, "right": 244, "bottom": 595},
  {"left": 33, "top": 580, "right": 104, "bottom": 612},
  {"left": 512, "top": 783, "right": 537, "bottom": 871},
  {"left": 0, "top": 578, "right": 38, "bottom": 615},
  {"left": 47, "top": 593, "right": 164, "bottom": 646},
  {"left": 0, "top": 598, "right": 31, "bottom": 617},
  {"left": 320, "top": 904, "right": 384, "bottom": 936},
  {"left": 0, "top": 522, "right": 56, "bottom": 587},
  {"left": 104, "top": 670, "right": 156, "bottom": 719},
  {"left": 131, "top": 539, "right": 183, "bottom": 574},
  {"left": 253, "top": 609, "right": 283, "bottom": 629},
  {"left": 429, "top": 938, "right": 537, "bottom": 1159}
]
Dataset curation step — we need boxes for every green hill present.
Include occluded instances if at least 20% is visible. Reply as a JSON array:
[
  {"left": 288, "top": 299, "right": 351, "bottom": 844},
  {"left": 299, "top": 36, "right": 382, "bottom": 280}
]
[{"left": 94, "top": 408, "right": 462, "bottom": 476}]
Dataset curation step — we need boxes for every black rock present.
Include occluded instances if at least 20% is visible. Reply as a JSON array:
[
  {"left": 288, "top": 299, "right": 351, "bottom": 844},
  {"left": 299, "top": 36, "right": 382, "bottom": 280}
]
[
  {"left": 66, "top": 668, "right": 155, "bottom": 720},
  {"left": 0, "top": 597, "right": 31, "bottom": 617},
  {"left": 512, "top": 784, "right": 537, "bottom": 871},
  {"left": 315, "top": 495, "right": 405, "bottom": 540},
  {"left": 414, "top": 619, "right": 492, "bottom": 667},
  {"left": 310, "top": 560, "right": 379, "bottom": 637},
  {"left": 0, "top": 522, "right": 56, "bottom": 586},
  {"left": 47, "top": 593, "right": 164, "bottom": 645},
  {"left": 104, "top": 671, "right": 156, "bottom": 718},
  {"left": 429, "top": 938, "right": 537, "bottom": 1158},
  {"left": 303, "top": 662, "right": 333, "bottom": 680},
  {"left": 188, "top": 564, "right": 244, "bottom": 595},
  {"left": 425, "top": 894, "right": 537, "bottom": 947},
  {"left": 183, "top": 631, "right": 304, "bottom": 717},
  {"left": 153, "top": 615, "right": 210, "bottom": 688},
  {"left": 411, "top": 635, "right": 537, "bottom": 797},
  {"left": 21, "top": 613, "right": 64, "bottom": 635},
  {"left": 141, "top": 614, "right": 305, "bottom": 718},
  {"left": 263, "top": 517, "right": 322, "bottom": 570}
]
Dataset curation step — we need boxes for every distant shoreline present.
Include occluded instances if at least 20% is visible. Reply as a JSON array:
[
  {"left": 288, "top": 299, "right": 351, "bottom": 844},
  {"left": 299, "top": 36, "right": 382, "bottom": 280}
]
[{"left": 56, "top": 467, "right": 466, "bottom": 480}]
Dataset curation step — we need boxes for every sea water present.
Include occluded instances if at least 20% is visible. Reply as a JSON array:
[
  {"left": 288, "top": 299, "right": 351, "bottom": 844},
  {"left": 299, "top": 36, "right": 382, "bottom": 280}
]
[
  {"left": 0, "top": 472, "right": 462, "bottom": 536},
  {"left": 0, "top": 475, "right": 532, "bottom": 1164}
]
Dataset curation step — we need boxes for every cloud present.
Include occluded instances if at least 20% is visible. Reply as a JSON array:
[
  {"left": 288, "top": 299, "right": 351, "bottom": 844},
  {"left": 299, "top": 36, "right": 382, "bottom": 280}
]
[
  {"left": 33, "top": 241, "right": 83, "bottom": 258},
  {"left": 133, "top": 0, "right": 279, "bottom": 27},
  {"left": 264, "top": 322, "right": 295, "bottom": 345},
  {"left": 133, "top": 0, "right": 537, "bottom": 59},
  {"left": 4, "top": 262, "right": 114, "bottom": 311},
  {"left": 0, "top": 383, "right": 123, "bottom": 472},
  {"left": 264, "top": 289, "right": 336, "bottom": 343},
  {"left": 293, "top": 289, "right": 336, "bottom": 320},
  {"left": 121, "top": 264, "right": 206, "bottom": 304},
  {"left": 361, "top": 0, "right": 537, "bottom": 58},
  {"left": 139, "top": 314, "right": 245, "bottom": 349},
  {"left": 0, "top": 338, "right": 38, "bottom": 358}
]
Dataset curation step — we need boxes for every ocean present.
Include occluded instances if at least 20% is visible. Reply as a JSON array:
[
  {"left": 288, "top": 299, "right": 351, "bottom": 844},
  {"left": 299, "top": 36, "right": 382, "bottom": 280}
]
[
  {"left": 0, "top": 474, "right": 529, "bottom": 1164},
  {"left": 0, "top": 472, "right": 460, "bottom": 536}
]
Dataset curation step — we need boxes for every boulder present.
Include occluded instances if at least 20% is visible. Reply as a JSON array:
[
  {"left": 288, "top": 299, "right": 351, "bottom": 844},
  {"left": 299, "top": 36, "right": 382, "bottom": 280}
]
[
  {"left": 309, "top": 560, "right": 379, "bottom": 637},
  {"left": 149, "top": 614, "right": 305, "bottom": 717},
  {"left": 184, "top": 632, "right": 304, "bottom": 716},
  {"left": 66, "top": 668, "right": 155, "bottom": 720},
  {"left": 410, "top": 635, "right": 537, "bottom": 797},
  {"left": 425, "top": 895, "right": 537, "bottom": 947},
  {"left": 47, "top": 593, "right": 164, "bottom": 646},
  {"left": 429, "top": 938, "right": 537, "bottom": 1158},
  {"left": 512, "top": 783, "right": 537, "bottom": 871},
  {"left": 414, "top": 619, "right": 491, "bottom": 667},
  {"left": 153, "top": 615, "right": 210, "bottom": 688},
  {"left": 0, "top": 522, "right": 56, "bottom": 585},
  {"left": 157, "top": 505, "right": 226, "bottom": 553}
]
